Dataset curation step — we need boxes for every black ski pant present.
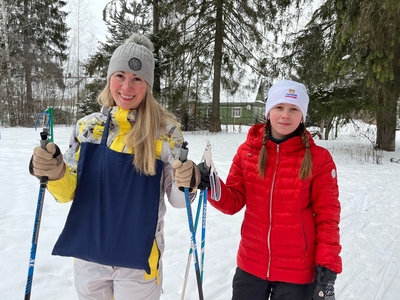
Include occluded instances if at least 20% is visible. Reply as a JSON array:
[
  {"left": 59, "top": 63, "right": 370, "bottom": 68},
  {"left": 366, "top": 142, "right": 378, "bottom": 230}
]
[{"left": 232, "top": 267, "right": 313, "bottom": 300}]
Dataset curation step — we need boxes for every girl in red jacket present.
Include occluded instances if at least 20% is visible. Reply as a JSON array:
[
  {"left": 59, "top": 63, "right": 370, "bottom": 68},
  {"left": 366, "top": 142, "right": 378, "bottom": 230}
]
[{"left": 199, "top": 80, "right": 342, "bottom": 300}]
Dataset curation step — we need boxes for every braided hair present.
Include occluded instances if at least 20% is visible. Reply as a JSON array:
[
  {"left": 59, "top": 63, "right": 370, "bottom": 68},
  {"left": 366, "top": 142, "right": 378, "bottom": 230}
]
[
  {"left": 257, "top": 120, "right": 270, "bottom": 178},
  {"left": 257, "top": 121, "right": 312, "bottom": 179}
]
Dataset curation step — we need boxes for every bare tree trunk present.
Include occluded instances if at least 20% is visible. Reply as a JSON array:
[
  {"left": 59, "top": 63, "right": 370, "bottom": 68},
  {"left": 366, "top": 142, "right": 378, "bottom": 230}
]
[
  {"left": 319, "top": 120, "right": 325, "bottom": 139},
  {"left": 0, "top": 0, "right": 15, "bottom": 125},
  {"left": 375, "top": 84, "right": 397, "bottom": 151},
  {"left": 324, "top": 117, "right": 333, "bottom": 140},
  {"left": 23, "top": 0, "right": 34, "bottom": 125},
  {"left": 210, "top": 0, "right": 223, "bottom": 132},
  {"left": 376, "top": 33, "right": 400, "bottom": 152},
  {"left": 335, "top": 118, "right": 339, "bottom": 139}
]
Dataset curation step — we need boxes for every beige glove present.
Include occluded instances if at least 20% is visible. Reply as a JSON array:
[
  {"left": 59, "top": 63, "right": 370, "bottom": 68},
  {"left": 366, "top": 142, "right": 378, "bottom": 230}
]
[
  {"left": 29, "top": 143, "right": 65, "bottom": 180},
  {"left": 172, "top": 159, "right": 201, "bottom": 191}
]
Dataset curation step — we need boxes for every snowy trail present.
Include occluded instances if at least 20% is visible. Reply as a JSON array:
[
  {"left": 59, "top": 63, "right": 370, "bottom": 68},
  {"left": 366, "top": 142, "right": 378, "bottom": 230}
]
[
  {"left": 334, "top": 157, "right": 400, "bottom": 300},
  {"left": 0, "top": 126, "right": 399, "bottom": 299}
]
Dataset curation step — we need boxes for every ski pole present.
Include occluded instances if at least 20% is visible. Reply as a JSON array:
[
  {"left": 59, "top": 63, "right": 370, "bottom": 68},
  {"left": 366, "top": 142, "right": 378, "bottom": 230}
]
[
  {"left": 183, "top": 187, "right": 204, "bottom": 300},
  {"left": 181, "top": 192, "right": 203, "bottom": 300},
  {"left": 180, "top": 142, "right": 204, "bottom": 300},
  {"left": 24, "top": 129, "right": 49, "bottom": 300},
  {"left": 200, "top": 188, "right": 208, "bottom": 282}
]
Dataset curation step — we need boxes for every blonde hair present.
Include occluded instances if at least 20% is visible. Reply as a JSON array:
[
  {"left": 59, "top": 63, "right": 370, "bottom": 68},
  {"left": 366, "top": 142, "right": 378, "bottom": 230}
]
[
  {"left": 258, "top": 121, "right": 312, "bottom": 179},
  {"left": 97, "top": 85, "right": 178, "bottom": 175}
]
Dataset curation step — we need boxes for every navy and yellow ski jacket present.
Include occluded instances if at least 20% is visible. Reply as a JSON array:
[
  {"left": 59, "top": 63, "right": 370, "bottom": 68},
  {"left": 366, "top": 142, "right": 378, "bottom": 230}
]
[{"left": 47, "top": 106, "right": 192, "bottom": 282}]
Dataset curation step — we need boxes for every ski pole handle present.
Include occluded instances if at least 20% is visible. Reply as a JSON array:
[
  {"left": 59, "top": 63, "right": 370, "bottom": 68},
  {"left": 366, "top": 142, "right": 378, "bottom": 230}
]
[
  {"left": 39, "top": 128, "right": 49, "bottom": 149},
  {"left": 39, "top": 129, "right": 49, "bottom": 185},
  {"left": 179, "top": 141, "right": 189, "bottom": 162}
]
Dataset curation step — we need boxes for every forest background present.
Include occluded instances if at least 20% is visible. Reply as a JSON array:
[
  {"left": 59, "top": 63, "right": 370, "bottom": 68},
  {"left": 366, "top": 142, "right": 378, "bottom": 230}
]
[{"left": 0, "top": 0, "right": 399, "bottom": 151}]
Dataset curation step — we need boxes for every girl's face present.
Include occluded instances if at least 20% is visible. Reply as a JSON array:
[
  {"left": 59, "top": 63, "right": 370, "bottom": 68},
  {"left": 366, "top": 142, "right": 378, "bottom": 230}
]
[
  {"left": 268, "top": 103, "right": 303, "bottom": 139},
  {"left": 109, "top": 71, "right": 147, "bottom": 110}
]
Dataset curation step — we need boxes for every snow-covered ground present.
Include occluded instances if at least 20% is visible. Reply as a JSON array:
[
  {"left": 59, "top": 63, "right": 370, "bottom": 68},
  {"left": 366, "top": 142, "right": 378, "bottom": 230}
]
[{"left": 0, "top": 122, "right": 399, "bottom": 299}]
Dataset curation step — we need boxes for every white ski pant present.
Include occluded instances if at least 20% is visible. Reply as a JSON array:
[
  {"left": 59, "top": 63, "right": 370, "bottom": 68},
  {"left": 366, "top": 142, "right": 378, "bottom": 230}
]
[{"left": 74, "top": 259, "right": 163, "bottom": 300}]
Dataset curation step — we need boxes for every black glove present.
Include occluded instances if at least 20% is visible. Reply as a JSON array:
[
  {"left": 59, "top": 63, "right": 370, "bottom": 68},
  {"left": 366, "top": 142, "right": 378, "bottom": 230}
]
[
  {"left": 197, "top": 162, "right": 211, "bottom": 190},
  {"left": 312, "top": 266, "right": 337, "bottom": 300}
]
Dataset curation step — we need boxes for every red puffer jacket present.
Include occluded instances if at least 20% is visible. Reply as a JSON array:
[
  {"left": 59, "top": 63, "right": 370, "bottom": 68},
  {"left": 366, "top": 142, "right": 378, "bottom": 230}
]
[{"left": 209, "top": 124, "right": 342, "bottom": 284}]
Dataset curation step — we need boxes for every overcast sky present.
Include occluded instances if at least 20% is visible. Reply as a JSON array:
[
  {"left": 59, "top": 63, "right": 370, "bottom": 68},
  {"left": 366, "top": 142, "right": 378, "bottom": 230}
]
[
  {"left": 88, "top": 1, "right": 109, "bottom": 43},
  {"left": 64, "top": 0, "right": 109, "bottom": 43}
]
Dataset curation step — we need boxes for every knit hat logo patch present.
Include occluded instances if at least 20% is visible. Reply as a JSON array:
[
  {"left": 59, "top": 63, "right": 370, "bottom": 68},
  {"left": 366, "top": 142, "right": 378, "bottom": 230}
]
[
  {"left": 285, "top": 89, "right": 298, "bottom": 100},
  {"left": 128, "top": 57, "right": 142, "bottom": 72}
]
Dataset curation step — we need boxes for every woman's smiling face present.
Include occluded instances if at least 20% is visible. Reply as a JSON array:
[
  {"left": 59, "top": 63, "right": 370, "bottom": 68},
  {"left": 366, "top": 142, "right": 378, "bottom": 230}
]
[{"left": 109, "top": 71, "right": 147, "bottom": 110}]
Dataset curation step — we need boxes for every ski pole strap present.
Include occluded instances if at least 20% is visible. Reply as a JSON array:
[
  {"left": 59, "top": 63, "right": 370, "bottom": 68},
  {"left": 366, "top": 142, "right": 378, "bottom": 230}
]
[
  {"left": 209, "top": 172, "right": 221, "bottom": 201},
  {"left": 202, "top": 139, "right": 221, "bottom": 201}
]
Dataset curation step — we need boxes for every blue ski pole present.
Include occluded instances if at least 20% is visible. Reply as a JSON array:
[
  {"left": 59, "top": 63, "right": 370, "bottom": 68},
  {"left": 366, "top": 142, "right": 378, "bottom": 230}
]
[
  {"left": 181, "top": 192, "right": 203, "bottom": 300},
  {"left": 179, "top": 142, "right": 204, "bottom": 300},
  {"left": 24, "top": 129, "right": 49, "bottom": 300},
  {"left": 200, "top": 188, "right": 208, "bottom": 282}
]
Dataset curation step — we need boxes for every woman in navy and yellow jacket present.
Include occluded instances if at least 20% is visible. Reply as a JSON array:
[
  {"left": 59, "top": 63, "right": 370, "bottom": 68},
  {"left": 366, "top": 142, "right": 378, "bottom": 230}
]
[{"left": 30, "top": 34, "right": 199, "bottom": 300}]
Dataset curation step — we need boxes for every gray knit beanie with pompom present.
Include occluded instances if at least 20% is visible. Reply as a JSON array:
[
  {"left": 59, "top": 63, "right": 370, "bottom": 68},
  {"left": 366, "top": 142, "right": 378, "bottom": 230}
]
[{"left": 107, "top": 34, "right": 155, "bottom": 90}]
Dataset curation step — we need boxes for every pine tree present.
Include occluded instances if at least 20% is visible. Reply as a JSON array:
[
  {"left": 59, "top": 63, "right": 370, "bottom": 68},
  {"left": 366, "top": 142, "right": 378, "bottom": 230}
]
[
  {"left": 157, "top": 0, "right": 302, "bottom": 132},
  {"left": 280, "top": 11, "right": 373, "bottom": 139},
  {"left": 303, "top": 0, "right": 400, "bottom": 150},
  {"left": 4, "top": 0, "right": 69, "bottom": 126},
  {"left": 333, "top": 0, "right": 400, "bottom": 151}
]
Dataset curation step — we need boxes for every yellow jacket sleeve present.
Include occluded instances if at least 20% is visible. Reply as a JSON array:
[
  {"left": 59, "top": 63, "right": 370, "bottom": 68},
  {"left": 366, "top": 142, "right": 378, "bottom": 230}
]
[{"left": 47, "top": 163, "right": 77, "bottom": 203}]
